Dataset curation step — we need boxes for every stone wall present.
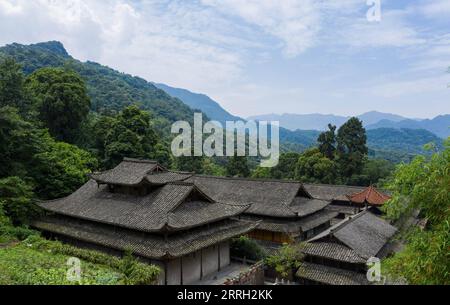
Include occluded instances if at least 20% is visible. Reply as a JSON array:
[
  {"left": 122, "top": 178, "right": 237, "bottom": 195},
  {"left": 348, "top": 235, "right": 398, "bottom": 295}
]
[{"left": 223, "top": 261, "right": 265, "bottom": 285}]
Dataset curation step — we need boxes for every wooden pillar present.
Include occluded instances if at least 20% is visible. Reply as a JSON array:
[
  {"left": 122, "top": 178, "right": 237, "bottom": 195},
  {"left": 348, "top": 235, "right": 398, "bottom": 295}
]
[
  {"left": 218, "top": 243, "right": 221, "bottom": 271},
  {"left": 200, "top": 249, "right": 203, "bottom": 279},
  {"left": 180, "top": 257, "right": 183, "bottom": 285}
]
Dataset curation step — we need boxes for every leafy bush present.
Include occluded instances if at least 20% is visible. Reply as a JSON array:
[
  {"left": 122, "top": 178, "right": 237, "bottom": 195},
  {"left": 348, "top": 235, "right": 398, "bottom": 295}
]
[
  {"left": 230, "top": 236, "right": 266, "bottom": 261},
  {"left": 265, "top": 243, "right": 305, "bottom": 278},
  {"left": 0, "top": 177, "right": 38, "bottom": 225}
]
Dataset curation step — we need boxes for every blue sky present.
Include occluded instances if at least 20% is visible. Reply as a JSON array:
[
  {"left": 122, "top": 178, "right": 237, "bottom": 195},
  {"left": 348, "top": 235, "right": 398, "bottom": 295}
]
[{"left": 0, "top": 0, "right": 449, "bottom": 118}]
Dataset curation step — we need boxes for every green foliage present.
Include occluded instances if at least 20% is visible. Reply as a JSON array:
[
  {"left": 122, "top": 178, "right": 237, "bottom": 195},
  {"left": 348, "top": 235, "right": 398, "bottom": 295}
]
[
  {"left": 348, "top": 158, "right": 394, "bottom": 186},
  {"left": 0, "top": 57, "right": 30, "bottom": 113},
  {"left": 230, "top": 236, "right": 266, "bottom": 261},
  {"left": 382, "top": 139, "right": 450, "bottom": 284},
  {"left": 0, "top": 41, "right": 196, "bottom": 133},
  {"left": 226, "top": 155, "right": 250, "bottom": 177},
  {"left": 3, "top": 235, "right": 161, "bottom": 285},
  {"left": 336, "top": 117, "right": 368, "bottom": 179},
  {"left": 317, "top": 124, "right": 336, "bottom": 159},
  {"left": 295, "top": 148, "right": 338, "bottom": 184},
  {"left": 0, "top": 106, "right": 43, "bottom": 178},
  {"left": 265, "top": 243, "right": 305, "bottom": 278},
  {"left": 0, "top": 177, "right": 37, "bottom": 225},
  {"left": 0, "top": 237, "right": 122, "bottom": 285},
  {"left": 25, "top": 67, "right": 90, "bottom": 143},
  {"left": 103, "top": 105, "right": 159, "bottom": 168},
  {"left": 175, "top": 156, "right": 205, "bottom": 174},
  {"left": 31, "top": 140, "right": 98, "bottom": 199}
]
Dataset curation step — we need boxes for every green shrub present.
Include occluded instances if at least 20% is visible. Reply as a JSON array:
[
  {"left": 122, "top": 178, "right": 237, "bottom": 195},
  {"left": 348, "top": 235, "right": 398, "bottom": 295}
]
[
  {"left": 265, "top": 243, "right": 305, "bottom": 278},
  {"left": 230, "top": 236, "right": 266, "bottom": 261}
]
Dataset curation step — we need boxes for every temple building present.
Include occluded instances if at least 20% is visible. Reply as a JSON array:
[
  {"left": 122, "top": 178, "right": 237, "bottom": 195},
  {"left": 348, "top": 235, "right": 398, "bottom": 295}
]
[
  {"left": 304, "top": 184, "right": 390, "bottom": 219},
  {"left": 33, "top": 157, "right": 394, "bottom": 285},
  {"left": 186, "top": 176, "right": 338, "bottom": 248},
  {"left": 33, "top": 158, "right": 259, "bottom": 285},
  {"left": 296, "top": 210, "right": 397, "bottom": 285}
]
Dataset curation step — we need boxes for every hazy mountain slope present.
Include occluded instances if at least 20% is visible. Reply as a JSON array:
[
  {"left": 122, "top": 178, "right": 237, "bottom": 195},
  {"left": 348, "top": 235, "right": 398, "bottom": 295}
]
[
  {"left": 0, "top": 41, "right": 196, "bottom": 124},
  {"left": 248, "top": 113, "right": 349, "bottom": 131},
  {"left": 248, "top": 111, "right": 409, "bottom": 131},
  {"left": 367, "top": 115, "right": 450, "bottom": 138},
  {"left": 154, "top": 83, "right": 242, "bottom": 124}
]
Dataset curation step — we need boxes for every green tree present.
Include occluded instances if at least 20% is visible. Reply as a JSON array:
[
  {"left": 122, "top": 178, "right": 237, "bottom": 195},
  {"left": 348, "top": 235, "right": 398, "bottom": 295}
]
[
  {"left": 317, "top": 124, "right": 336, "bottom": 159},
  {"left": 25, "top": 67, "right": 90, "bottom": 143},
  {"left": 175, "top": 156, "right": 205, "bottom": 174},
  {"left": 104, "top": 105, "right": 158, "bottom": 168},
  {"left": 349, "top": 158, "right": 394, "bottom": 186},
  {"left": 0, "top": 58, "right": 30, "bottom": 113},
  {"left": 269, "top": 152, "right": 300, "bottom": 179},
  {"left": 226, "top": 155, "right": 250, "bottom": 177},
  {"left": 31, "top": 140, "right": 98, "bottom": 199},
  {"left": 0, "top": 106, "right": 43, "bottom": 179},
  {"left": 336, "top": 117, "right": 368, "bottom": 180},
  {"left": 382, "top": 140, "right": 450, "bottom": 284},
  {"left": 0, "top": 177, "right": 37, "bottom": 225},
  {"left": 295, "top": 148, "right": 338, "bottom": 184}
]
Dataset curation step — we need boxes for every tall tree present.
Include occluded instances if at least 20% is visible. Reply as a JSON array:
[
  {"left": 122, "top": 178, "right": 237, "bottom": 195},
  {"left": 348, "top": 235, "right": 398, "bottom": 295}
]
[
  {"left": 336, "top": 117, "right": 368, "bottom": 180},
  {"left": 25, "top": 67, "right": 90, "bottom": 143},
  {"left": 0, "top": 106, "right": 43, "bottom": 178},
  {"left": 0, "top": 57, "right": 30, "bottom": 113},
  {"left": 103, "top": 105, "right": 159, "bottom": 168},
  {"left": 295, "top": 148, "right": 338, "bottom": 184},
  {"left": 317, "top": 124, "right": 336, "bottom": 159},
  {"left": 226, "top": 155, "right": 250, "bottom": 178}
]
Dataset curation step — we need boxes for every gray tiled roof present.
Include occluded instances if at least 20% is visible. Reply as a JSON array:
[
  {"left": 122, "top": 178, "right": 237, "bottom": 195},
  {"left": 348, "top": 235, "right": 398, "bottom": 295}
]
[
  {"left": 308, "top": 211, "right": 397, "bottom": 259},
  {"left": 186, "top": 176, "right": 331, "bottom": 218},
  {"left": 296, "top": 262, "right": 369, "bottom": 285},
  {"left": 146, "top": 171, "right": 192, "bottom": 185},
  {"left": 32, "top": 216, "right": 258, "bottom": 259},
  {"left": 304, "top": 184, "right": 366, "bottom": 202},
  {"left": 91, "top": 158, "right": 160, "bottom": 186},
  {"left": 301, "top": 242, "right": 366, "bottom": 264},
  {"left": 290, "top": 197, "right": 330, "bottom": 217},
  {"left": 240, "top": 210, "right": 338, "bottom": 233},
  {"left": 37, "top": 180, "right": 249, "bottom": 233}
]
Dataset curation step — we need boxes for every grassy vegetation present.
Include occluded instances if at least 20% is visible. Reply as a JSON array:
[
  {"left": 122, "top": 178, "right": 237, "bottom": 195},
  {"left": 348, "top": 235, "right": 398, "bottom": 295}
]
[
  {"left": 0, "top": 239, "right": 121, "bottom": 285},
  {"left": 0, "top": 234, "right": 161, "bottom": 285}
]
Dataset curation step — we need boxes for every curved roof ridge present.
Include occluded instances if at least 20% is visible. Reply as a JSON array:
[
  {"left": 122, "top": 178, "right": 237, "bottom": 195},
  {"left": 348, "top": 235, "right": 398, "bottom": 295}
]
[
  {"left": 122, "top": 157, "right": 159, "bottom": 164},
  {"left": 193, "top": 174, "right": 304, "bottom": 184}
]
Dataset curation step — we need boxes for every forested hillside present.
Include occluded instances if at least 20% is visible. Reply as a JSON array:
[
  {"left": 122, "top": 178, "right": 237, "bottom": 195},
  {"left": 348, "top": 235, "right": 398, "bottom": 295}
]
[{"left": 0, "top": 41, "right": 195, "bottom": 127}]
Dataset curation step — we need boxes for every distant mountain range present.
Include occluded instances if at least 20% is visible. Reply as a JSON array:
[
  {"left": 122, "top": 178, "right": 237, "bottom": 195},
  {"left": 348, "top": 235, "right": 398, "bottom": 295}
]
[
  {"left": 248, "top": 112, "right": 449, "bottom": 138},
  {"left": 1, "top": 41, "right": 446, "bottom": 162}
]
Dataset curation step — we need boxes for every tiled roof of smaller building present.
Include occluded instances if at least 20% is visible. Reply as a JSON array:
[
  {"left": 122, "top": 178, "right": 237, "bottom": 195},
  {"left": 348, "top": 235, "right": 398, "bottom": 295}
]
[
  {"left": 301, "top": 242, "right": 366, "bottom": 264},
  {"left": 346, "top": 185, "right": 391, "bottom": 206},
  {"left": 303, "top": 183, "right": 366, "bottom": 202},
  {"left": 186, "top": 175, "right": 332, "bottom": 218},
  {"left": 308, "top": 211, "right": 397, "bottom": 259},
  {"left": 296, "top": 262, "right": 369, "bottom": 285}
]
